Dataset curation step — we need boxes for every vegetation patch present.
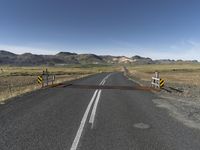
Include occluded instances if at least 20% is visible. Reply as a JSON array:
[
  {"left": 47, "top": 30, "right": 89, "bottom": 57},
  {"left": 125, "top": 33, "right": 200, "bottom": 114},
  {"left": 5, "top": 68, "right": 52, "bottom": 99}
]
[{"left": 0, "top": 65, "right": 121, "bottom": 102}]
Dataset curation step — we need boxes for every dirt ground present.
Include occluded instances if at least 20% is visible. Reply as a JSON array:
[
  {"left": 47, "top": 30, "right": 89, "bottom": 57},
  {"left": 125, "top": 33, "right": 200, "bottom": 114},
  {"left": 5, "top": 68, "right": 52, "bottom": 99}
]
[{"left": 124, "top": 65, "right": 200, "bottom": 130}]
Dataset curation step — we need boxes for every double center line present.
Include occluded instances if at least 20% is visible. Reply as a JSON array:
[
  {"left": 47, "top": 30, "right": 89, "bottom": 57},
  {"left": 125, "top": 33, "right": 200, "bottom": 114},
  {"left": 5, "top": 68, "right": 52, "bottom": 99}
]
[{"left": 70, "top": 73, "right": 112, "bottom": 150}]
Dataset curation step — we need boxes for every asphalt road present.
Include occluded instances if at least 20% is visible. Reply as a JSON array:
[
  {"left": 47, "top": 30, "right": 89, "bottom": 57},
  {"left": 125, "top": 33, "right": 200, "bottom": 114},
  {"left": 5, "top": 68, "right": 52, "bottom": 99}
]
[{"left": 0, "top": 72, "right": 200, "bottom": 150}]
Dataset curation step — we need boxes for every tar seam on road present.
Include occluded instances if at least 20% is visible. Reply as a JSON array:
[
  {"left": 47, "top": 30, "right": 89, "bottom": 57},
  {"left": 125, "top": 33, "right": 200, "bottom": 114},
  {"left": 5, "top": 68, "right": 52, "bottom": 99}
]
[{"left": 70, "top": 73, "right": 112, "bottom": 150}]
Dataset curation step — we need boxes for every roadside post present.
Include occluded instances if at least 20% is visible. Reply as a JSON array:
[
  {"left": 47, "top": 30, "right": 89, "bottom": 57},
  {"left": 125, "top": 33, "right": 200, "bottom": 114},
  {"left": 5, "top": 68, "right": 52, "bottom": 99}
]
[
  {"left": 42, "top": 71, "right": 45, "bottom": 87},
  {"left": 37, "top": 69, "right": 56, "bottom": 88},
  {"left": 151, "top": 72, "right": 164, "bottom": 89},
  {"left": 155, "top": 71, "right": 159, "bottom": 78},
  {"left": 37, "top": 75, "right": 43, "bottom": 87},
  {"left": 46, "top": 68, "right": 49, "bottom": 86},
  {"left": 160, "top": 78, "right": 164, "bottom": 88},
  {"left": 52, "top": 75, "right": 55, "bottom": 85}
]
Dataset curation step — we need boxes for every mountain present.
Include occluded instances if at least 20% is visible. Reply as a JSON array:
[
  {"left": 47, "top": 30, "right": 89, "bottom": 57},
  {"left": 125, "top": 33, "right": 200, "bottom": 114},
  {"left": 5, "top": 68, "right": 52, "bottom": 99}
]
[
  {"left": 76, "top": 54, "right": 104, "bottom": 64},
  {"left": 131, "top": 55, "right": 154, "bottom": 64},
  {"left": 101, "top": 55, "right": 135, "bottom": 64},
  {"left": 0, "top": 50, "right": 198, "bottom": 66},
  {"left": 0, "top": 50, "right": 105, "bottom": 66},
  {"left": 56, "top": 52, "right": 77, "bottom": 56},
  {"left": 0, "top": 50, "right": 17, "bottom": 57},
  {"left": 0, "top": 50, "right": 17, "bottom": 64}
]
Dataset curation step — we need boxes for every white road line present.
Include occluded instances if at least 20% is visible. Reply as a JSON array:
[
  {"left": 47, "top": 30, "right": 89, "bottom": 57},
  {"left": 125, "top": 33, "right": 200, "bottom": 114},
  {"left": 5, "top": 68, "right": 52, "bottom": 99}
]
[
  {"left": 89, "top": 73, "right": 111, "bottom": 128},
  {"left": 89, "top": 90, "right": 102, "bottom": 128},
  {"left": 99, "top": 75, "right": 108, "bottom": 85},
  {"left": 99, "top": 73, "right": 111, "bottom": 85},
  {"left": 100, "top": 80, "right": 106, "bottom": 85},
  {"left": 70, "top": 73, "right": 112, "bottom": 150},
  {"left": 99, "top": 79, "right": 105, "bottom": 85},
  {"left": 70, "top": 90, "right": 98, "bottom": 150}
]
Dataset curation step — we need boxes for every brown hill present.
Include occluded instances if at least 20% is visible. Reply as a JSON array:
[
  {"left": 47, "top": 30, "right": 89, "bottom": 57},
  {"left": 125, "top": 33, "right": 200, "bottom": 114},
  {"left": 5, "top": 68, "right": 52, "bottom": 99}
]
[{"left": 0, "top": 50, "right": 198, "bottom": 66}]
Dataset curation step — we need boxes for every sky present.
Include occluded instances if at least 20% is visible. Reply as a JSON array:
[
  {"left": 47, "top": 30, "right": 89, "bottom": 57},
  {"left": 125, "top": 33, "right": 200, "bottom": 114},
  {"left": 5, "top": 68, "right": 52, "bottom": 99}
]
[{"left": 0, "top": 0, "right": 200, "bottom": 60}]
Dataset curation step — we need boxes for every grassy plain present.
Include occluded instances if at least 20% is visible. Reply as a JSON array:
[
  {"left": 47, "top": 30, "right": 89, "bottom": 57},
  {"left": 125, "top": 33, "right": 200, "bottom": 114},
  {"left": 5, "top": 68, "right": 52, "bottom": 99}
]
[
  {"left": 1, "top": 63, "right": 199, "bottom": 102},
  {"left": 0, "top": 64, "right": 120, "bottom": 102},
  {"left": 126, "top": 63, "right": 200, "bottom": 86}
]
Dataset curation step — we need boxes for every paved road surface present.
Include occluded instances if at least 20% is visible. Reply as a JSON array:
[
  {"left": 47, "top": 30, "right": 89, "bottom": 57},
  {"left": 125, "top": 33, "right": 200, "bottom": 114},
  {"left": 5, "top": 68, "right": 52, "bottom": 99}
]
[{"left": 0, "top": 72, "right": 200, "bottom": 150}]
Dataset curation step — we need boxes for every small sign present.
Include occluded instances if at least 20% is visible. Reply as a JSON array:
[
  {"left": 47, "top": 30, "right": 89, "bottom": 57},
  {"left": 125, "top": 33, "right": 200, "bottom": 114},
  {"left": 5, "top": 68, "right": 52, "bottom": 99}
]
[
  {"left": 160, "top": 79, "right": 164, "bottom": 88},
  {"left": 37, "top": 76, "right": 43, "bottom": 84}
]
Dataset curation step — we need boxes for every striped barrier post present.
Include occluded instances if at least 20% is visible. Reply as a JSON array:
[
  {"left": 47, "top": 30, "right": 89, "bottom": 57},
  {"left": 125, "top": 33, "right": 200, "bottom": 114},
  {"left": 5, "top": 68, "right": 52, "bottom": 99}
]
[
  {"left": 160, "top": 78, "right": 164, "bottom": 88},
  {"left": 37, "top": 75, "right": 44, "bottom": 87},
  {"left": 37, "top": 69, "right": 56, "bottom": 88},
  {"left": 151, "top": 72, "right": 165, "bottom": 89}
]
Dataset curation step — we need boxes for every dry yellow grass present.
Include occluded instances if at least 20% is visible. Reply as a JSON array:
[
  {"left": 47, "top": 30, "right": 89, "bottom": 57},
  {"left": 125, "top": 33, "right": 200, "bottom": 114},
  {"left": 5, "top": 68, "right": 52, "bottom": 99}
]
[
  {"left": 1, "top": 64, "right": 199, "bottom": 102},
  {"left": 0, "top": 74, "right": 91, "bottom": 102},
  {"left": 0, "top": 65, "right": 121, "bottom": 102},
  {"left": 127, "top": 64, "right": 200, "bottom": 86}
]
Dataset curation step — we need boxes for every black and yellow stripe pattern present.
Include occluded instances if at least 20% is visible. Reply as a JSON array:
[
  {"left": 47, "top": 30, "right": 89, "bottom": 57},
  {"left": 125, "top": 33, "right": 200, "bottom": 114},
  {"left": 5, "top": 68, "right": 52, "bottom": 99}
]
[
  {"left": 160, "top": 78, "right": 164, "bottom": 88},
  {"left": 37, "top": 76, "right": 43, "bottom": 84}
]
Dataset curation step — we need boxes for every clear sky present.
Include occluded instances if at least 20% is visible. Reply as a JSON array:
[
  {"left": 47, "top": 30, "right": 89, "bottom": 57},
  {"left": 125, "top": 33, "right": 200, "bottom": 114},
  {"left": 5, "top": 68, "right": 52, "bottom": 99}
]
[{"left": 0, "top": 0, "right": 200, "bottom": 60}]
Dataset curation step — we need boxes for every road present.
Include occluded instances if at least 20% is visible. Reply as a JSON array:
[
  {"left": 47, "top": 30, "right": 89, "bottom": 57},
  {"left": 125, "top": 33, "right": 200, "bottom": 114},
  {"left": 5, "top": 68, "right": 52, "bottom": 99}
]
[{"left": 0, "top": 72, "right": 200, "bottom": 150}]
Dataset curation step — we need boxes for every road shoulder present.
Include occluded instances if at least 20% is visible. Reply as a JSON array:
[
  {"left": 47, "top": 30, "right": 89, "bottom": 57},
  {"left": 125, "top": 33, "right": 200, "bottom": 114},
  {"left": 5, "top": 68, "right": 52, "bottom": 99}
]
[{"left": 124, "top": 71, "right": 200, "bottom": 130}]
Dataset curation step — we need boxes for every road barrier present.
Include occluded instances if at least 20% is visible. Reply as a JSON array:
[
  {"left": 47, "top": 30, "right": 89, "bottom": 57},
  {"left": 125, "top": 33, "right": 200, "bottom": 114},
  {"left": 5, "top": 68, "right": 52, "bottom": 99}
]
[
  {"left": 37, "top": 69, "right": 55, "bottom": 87},
  {"left": 37, "top": 76, "right": 43, "bottom": 84},
  {"left": 160, "top": 79, "right": 164, "bottom": 88},
  {"left": 151, "top": 72, "right": 164, "bottom": 88},
  {"left": 151, "top": 72, "right": 185, "bottom": 93}
]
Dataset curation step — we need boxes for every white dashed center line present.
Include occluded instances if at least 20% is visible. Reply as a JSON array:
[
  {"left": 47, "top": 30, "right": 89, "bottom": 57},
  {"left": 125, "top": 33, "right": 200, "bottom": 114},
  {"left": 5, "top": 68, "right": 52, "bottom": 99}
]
[{"left": 70, "top": 73, "right": 112, "bottom": 150}]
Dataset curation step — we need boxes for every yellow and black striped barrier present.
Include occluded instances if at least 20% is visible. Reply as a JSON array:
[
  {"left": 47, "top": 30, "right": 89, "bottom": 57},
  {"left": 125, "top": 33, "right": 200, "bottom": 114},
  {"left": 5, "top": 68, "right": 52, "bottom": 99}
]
[
  {"left": 160, "top": 78, "right": 164, "bottom": 88},
  {"left": 37, "top": 75, "right": 43, "bottom": 84}
]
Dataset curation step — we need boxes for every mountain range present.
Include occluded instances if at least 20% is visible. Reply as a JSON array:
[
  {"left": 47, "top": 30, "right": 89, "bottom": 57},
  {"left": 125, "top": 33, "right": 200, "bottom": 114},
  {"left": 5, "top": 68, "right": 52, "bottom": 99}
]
[{"left": 0, "top": 50, "right": 198, "bottom": 66}]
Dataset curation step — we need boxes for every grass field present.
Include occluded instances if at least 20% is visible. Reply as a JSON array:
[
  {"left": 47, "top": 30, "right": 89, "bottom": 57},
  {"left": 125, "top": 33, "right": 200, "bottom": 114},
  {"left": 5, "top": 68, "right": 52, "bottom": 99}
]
[
  {"left": 126, "top": 63, "right": 200, "bottom": 86},
  {"left": 1, "top": 63, "right": 199, "bottom": 102},
  {"left": 0, "top": 64, "right": 121, "bottom": 102}
]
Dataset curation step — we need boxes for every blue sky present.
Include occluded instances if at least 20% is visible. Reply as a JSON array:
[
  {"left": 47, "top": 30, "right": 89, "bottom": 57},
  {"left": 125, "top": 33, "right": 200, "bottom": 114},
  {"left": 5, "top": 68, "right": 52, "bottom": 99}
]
[{"left": 0, "top": 0, "right": 200, "bottom": 60}]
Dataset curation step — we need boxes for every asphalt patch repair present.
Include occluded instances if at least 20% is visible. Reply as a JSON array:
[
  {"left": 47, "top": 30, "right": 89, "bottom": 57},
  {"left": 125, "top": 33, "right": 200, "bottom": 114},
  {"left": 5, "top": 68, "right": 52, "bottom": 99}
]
[{"left": 59, "top": 84, "right": 161, "bottom": 92}]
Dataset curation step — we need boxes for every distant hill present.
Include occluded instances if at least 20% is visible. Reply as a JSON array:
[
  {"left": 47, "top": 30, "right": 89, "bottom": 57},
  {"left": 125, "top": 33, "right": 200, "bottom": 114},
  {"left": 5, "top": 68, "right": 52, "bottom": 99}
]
[
  {"left": 56, "top": 52, "right": 77, "bottom": 56},
  {"left": 131, "top": 55, "right": 153, "bottom": 64},
  {"left": 0, "top": 50, "right": 17, "bottom": 64},
  {"left": 0, "top": 50, "right": 198, "bottom": 66}
]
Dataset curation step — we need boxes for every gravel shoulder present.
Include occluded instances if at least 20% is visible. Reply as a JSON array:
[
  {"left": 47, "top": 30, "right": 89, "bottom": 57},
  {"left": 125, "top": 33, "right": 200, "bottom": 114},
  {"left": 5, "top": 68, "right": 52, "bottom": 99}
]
[{"left": 125, "top": 72, "right": 200, "bottom": 130}]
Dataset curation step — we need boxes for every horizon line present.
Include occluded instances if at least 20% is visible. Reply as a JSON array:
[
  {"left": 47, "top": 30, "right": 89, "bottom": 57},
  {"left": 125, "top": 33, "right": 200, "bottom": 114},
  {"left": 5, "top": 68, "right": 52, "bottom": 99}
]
[{"left": 0, "top": 49, "right": 199, "bottom": 62}]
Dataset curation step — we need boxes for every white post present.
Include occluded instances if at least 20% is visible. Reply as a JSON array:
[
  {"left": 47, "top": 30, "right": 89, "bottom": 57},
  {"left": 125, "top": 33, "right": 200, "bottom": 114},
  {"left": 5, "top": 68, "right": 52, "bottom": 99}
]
[
  {"left": 155, "top": 71, "right": 159, "bottom": 78},
  {"left": 151, "top": 72, "right": 160, "bottom": 88},
  {"left": 46, "top": 68, "right": 48, "bottom": 86},
  {"left": 52, "top": 75, "right": 55, "bottom": 85},
  {"left": 155, "top": 72, "right": 160, "bottom": 88}
]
